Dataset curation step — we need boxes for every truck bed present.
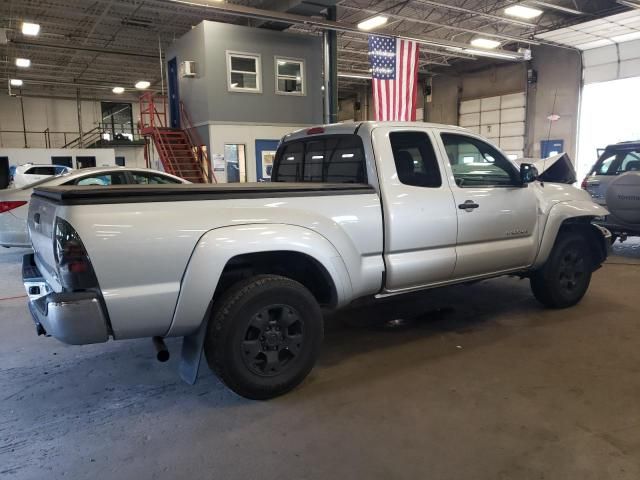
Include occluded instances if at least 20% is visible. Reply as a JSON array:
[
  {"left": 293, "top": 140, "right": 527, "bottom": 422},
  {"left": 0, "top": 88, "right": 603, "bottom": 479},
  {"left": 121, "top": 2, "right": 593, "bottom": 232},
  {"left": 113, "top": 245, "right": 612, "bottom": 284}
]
[{"left": 32, "top": 182, "right": 375, "bottom": 205}]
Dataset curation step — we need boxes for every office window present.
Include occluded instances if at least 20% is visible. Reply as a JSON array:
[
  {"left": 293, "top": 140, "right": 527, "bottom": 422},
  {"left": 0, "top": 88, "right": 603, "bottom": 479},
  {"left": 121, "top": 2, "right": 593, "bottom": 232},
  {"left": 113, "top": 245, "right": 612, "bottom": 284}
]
[
  {"left": 224, "top": 144, "right": 247, "bottom": 183},
  {"left": 76, "top": 156, "right": 96, "bottom": 169},
  {"left": 115, "top": 156, "right": 126, "bottom": 166},
  {"left": 226, "top": 52, "right": 261, "bottom": 93},
  {"left": 275, "top": 58, "right": 304, "bottom": 95},
  {"left": 101, "top": 102, "right": 134, "bottom": 140}
]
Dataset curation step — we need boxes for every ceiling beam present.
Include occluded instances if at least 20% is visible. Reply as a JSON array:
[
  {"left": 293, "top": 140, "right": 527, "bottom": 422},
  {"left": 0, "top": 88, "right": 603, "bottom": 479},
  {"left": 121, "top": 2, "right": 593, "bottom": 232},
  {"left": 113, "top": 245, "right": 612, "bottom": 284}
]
[
  {"left": 163, "top": 0, "right": 526, "bottom": 60},
  {"left": 6, "top": 40, "right": 159, "bottom": 59},
  {"left": 339, "top": 4, "right": 540, "bottom": 44}
]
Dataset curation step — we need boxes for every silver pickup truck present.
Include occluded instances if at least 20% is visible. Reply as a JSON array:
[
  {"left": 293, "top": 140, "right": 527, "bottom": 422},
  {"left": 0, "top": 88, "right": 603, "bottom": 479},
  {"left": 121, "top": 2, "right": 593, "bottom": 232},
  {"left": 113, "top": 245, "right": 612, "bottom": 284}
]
[{"left": 23, "top": 122, "right": 609, "bottom": 399}]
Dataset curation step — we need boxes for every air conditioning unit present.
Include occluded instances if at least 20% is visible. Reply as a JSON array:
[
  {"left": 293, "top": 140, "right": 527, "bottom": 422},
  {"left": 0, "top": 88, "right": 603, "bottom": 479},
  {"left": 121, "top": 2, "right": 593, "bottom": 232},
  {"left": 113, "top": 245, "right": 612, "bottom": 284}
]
[{"left": 179, "top": 61, "right": 196, "bottom": 78}]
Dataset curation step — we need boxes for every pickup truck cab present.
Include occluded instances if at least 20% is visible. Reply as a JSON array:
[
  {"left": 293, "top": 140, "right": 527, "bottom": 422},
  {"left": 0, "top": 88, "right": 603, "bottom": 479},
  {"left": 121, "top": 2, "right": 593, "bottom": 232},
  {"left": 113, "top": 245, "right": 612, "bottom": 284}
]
[{"left": 23, "top": 122, "right": 609, "bottom": 399}]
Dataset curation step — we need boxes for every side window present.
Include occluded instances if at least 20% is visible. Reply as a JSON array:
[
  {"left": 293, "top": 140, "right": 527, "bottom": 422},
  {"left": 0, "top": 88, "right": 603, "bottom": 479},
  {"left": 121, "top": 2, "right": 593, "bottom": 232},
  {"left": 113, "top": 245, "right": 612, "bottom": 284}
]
[
  {"left": 275, "top": 142, "right": 303, "bottom": 182},
  {"left": 68, "top": 172, "right": 127, "bottom": 186},
  {"left": 390, "top": 131, "right": 441, "bottom": 188},
  {"left": 597, "top": 154, "right": 615, "bottom": 174},
  {"left": 618, "top": 151, "right": 640, "bottom": 173},
  {"left": 130, "top": 172, "right": 182, "bottom": 184},
  {"left": 325, "top": 136, "right": 366, "bottom": 183},
  {"left": 29, "top": 167, "right": 57, "bottom": 175},
  {"left": 441, "top": 133, "right": 519, "bottom": 187}
]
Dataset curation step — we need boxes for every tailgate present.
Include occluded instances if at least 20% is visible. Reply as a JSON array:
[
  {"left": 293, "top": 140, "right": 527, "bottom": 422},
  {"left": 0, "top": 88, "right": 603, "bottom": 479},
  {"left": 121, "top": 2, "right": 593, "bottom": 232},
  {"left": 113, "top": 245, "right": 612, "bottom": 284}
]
[{"left": 27, "top": 193, "right": 61, "bottom": 288}]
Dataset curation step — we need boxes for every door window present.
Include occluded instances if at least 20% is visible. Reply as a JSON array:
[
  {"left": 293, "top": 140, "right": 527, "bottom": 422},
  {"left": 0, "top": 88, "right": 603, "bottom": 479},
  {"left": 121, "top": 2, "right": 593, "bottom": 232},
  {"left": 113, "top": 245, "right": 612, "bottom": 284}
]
[
  {"left": 26, "top": 166, "right": 57, "bottom": 176},
  {"left": 441, "top": 133, "right": 519, "bottom": 187},
  {"left": 593, "top": 149, "right": 640, "bottom": 175},
  {"left": 130, "top": 172, "right": 182, "bottom": 184},
  {"left": 390, "top": 131, "right": 441, "bottom": 187},
  {"left": 224, "top": 144, "right": 247, "bottom": 183},
  {"left": 67, "top": 172, "right": 127, "bottom": 186}
]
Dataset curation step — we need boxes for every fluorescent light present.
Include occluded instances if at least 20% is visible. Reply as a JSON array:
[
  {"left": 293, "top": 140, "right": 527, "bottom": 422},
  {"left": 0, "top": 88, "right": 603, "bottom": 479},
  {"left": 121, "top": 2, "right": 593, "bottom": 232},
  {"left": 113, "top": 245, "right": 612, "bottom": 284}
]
[
  {"left": 505, "top": 5, "right": 543, "bottom": 19},
  {"left": 338, "top": 73, "right": 372, "bottom": 79},
  {"left": 464, "top": 48, "right": 519, "bottom": 60},
  {"left": 135, "top": 80, "right": 150, "bottom": 89},
  {"left": 21, "top": 22, "right": 40, "bottom": 36},
  {"left": 16, "top": 58, "right": 31, "bottom": 68},
  {"left": 10, "top": 79, "right": 23, "bottom": 87},
  {"left": 470, "top": 38, "right": 501, "bottom": 49},
  {"left": 112, "top": 86, "right": 125, "bottom": 94},
  {"left": 357, "top": 15, "right": 388, "bottom": 31}
]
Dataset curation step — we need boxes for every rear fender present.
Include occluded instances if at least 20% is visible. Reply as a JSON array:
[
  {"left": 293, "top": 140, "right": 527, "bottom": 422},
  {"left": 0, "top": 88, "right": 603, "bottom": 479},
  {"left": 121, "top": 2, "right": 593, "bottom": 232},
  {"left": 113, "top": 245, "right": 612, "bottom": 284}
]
[
  {"left": 533, "top": 200, "right": 609, "bottom": 269},
  {"left": 167, "top": 223, "right": 352, "bottom": 338}
]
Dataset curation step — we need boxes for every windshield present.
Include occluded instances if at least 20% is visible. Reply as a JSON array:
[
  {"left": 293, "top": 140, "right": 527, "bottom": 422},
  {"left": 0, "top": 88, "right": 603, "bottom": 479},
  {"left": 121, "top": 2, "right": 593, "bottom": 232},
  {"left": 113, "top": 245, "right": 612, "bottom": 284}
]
[{"left": 592, "top": 148, "right": 640, "bottom": 175}]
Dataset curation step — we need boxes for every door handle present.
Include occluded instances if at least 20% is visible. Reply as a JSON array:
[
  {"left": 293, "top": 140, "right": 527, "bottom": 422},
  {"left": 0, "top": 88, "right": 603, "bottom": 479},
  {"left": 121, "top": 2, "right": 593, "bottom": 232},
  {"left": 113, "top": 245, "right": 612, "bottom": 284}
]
[{"left": 458, "top": 200, "right": 479, "bottom": 211}]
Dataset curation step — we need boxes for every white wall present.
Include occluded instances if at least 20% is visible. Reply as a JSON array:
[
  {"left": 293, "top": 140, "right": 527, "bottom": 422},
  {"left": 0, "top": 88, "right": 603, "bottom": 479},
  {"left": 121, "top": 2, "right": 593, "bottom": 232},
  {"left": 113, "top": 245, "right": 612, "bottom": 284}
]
[
  {"left": 0, "top": 148, "right": 116, "bottom": 168},
  {"left": 0, "top": 95, "right": 141, "bottom": 149},
  {"left": 208, "top": 123, "right": 307, "bottom": 182}
]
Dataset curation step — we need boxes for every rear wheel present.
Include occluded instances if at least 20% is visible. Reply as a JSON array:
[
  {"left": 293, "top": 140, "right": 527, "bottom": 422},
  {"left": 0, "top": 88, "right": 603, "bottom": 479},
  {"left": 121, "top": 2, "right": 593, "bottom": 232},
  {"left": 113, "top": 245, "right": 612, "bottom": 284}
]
[
  {"left": 530, "top": 232, "right": 593, "bottom": 309},
  {"left": 204, "top": 275, "right": 323, "bottom": 400}
]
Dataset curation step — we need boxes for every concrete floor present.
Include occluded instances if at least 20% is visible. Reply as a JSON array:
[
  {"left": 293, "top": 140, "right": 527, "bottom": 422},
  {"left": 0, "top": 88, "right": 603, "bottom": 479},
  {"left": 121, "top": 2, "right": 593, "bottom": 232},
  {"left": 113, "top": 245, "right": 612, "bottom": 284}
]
[{"left": 1, "top": 242, "right": 640, "bottom": 480}]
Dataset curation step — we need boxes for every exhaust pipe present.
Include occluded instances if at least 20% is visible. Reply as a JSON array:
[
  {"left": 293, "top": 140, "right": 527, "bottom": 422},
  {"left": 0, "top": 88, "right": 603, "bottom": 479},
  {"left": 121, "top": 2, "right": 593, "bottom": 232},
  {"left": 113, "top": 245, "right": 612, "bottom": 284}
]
[{"left": 152, "top": 336, "right": 170, "bottom": 362}]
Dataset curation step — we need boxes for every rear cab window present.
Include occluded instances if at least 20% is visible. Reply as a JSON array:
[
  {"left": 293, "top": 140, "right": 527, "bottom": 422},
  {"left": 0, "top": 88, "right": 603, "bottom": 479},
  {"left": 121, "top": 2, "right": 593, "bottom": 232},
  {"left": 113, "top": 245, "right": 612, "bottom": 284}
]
[{"left": 272, "top": 134, "right": 367, "bottom": 184}]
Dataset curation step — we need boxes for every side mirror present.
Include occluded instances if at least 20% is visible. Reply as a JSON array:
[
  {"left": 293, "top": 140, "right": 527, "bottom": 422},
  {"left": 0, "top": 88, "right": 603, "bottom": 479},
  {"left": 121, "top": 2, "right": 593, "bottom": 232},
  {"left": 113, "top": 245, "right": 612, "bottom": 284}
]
[{"left": 520, "top": 163, "right": 539, "bottom": 185}]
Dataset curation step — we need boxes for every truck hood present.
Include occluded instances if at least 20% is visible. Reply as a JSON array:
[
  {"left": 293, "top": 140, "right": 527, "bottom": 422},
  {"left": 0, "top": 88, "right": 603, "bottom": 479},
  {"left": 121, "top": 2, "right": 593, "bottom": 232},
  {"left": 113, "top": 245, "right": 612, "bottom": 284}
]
[{"left": 516, "top": 153, "right": 576, "bottom": 185}]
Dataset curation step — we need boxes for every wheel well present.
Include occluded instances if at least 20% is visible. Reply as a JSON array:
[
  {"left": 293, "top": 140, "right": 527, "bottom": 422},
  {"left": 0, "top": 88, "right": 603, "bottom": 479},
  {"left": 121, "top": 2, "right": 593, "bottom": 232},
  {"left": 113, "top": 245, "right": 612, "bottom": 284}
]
[
  {"left": 557, "top": 217, "right": 607, "bottom": 269},
  {"left": 214, "top": 251, "right": 338, "bottom": 308}
]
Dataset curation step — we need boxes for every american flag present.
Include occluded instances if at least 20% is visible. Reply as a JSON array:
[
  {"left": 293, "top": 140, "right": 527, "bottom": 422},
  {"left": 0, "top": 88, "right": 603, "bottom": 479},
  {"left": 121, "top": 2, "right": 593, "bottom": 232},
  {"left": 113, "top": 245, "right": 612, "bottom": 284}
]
[{"left": 368, "top": 35, "right": 420, "bottom": 121}]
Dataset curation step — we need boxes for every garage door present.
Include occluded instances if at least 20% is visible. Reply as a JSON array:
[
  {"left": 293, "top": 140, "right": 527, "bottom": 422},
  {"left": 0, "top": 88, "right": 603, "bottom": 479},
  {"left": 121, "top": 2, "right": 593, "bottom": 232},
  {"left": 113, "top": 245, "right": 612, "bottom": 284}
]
[
  {"left": 458, "top": 92, "right": 526, "bottom": 160},
  {"left": 535, "top": 10, "right": 640, "bottom": 84}
]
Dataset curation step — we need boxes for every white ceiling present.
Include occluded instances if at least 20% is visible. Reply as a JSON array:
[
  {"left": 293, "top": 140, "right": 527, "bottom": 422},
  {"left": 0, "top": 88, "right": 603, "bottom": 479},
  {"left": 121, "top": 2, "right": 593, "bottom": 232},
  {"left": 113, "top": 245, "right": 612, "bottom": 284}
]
[{"left": 535, "top": 8, "right": 640, "bottom": 49}]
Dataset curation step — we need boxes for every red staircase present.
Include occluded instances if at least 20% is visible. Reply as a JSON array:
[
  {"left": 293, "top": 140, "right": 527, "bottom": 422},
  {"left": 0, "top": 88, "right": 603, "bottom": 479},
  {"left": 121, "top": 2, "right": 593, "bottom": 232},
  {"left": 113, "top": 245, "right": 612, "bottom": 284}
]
[{"left": 138, "top": 93, "right": 215, "bottom": 183}]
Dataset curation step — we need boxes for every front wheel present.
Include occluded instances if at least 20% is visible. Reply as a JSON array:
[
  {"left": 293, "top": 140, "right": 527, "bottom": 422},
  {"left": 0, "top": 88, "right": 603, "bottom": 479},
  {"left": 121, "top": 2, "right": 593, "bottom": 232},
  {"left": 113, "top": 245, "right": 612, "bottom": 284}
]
[
  {"left": 530, "top": 232, "right": 593, "bottom": 309},
  {"left": 204, "top": 275, "right": 323, "bottom": 400}
]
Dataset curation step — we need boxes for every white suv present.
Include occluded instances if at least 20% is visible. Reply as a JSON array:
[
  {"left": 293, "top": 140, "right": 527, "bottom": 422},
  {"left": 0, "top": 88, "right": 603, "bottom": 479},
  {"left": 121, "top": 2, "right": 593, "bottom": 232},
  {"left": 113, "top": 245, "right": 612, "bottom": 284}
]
[{"left": 12, "top": 164, "right": 73, "bottom": 188}]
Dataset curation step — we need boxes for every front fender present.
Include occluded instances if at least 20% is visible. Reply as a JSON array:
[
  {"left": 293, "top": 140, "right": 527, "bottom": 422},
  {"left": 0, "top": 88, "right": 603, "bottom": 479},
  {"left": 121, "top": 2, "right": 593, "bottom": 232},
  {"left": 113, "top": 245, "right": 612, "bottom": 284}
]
[
  {"left": 533, "top": 200, "right": 609, "bottom": 269},
  {"left": 165, "top": 223, "right": 353, "bottom": 337}
]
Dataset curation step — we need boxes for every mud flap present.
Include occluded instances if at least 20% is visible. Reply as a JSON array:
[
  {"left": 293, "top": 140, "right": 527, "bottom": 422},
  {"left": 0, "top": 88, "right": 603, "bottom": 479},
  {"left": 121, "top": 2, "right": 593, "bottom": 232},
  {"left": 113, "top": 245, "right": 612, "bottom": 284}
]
[{"left": 179, "top": 319, "right": 208, "bottom": 385}]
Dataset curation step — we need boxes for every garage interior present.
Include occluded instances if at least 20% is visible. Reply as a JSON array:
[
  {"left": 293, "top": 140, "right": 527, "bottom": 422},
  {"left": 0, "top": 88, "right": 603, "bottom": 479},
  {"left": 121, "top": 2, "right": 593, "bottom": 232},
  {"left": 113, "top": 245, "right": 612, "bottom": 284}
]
[{"left": 2, "top": 0, "right": 640, "bottom": 478}]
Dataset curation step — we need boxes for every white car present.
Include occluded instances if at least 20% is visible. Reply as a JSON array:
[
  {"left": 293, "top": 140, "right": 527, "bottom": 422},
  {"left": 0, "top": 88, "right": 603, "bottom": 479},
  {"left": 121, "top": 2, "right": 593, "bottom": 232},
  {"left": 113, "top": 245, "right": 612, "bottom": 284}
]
[
  {"left": 1, "top": 167, "right": 189, "bottom": 248},
  {"left": 12, "top": 164, "right": 74, "bottom": 188}
]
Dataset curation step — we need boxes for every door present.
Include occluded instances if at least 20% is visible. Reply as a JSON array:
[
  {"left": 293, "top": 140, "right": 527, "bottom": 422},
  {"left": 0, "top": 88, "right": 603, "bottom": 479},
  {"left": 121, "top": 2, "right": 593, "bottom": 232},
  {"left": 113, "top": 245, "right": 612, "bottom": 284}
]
[
  {"left": 372, "top": 127, "right": 458, "bottom": 292},
  {"left": 224, "top": 144, "right": 246, "bottom": 183},
  {"left": 255, "top": 139, "right": 280, "bottom": 181},
  {"left": 436, "top": 131, "right": 538, "bottom": 279},
  {"left": 168, "top": 58, "right": 180, "bottom": 129}
]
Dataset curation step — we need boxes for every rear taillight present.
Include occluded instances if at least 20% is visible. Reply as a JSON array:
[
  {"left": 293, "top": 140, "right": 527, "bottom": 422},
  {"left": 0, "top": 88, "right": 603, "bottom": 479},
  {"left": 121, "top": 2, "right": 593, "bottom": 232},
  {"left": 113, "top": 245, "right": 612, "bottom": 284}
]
[
  {"left": 580, "top": 177, "right": 588, "bottom": 190},
  {"left": 0, "top": 201, "right": 27, "bottom": 213},
  {"left": 54, "top": 217, "right": 98, "bottom": 290}
]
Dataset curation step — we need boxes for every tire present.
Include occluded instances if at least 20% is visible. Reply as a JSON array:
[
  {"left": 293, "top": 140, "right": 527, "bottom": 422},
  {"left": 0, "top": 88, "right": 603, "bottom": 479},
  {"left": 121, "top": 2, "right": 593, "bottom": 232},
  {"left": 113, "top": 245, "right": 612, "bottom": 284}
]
[
  {"left": 204, "top": 274, "right": 323, "bottom": 400},
  {"left": 530, "top": 232, "right": 593, "bottom": 309}
]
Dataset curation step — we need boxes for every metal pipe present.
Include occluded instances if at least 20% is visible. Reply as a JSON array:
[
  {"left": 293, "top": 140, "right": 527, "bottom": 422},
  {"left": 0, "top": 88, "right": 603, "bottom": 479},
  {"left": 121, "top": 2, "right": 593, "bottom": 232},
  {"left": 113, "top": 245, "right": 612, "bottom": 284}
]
[
  {"left": 411, "top": 0, "right": 537, "bottom": 28},
  {"left": 323, "top": 31, "right": 331, "bottom": 124},
  {"left": 528, "top": 1, "right": 586, "bottom": 15},
  {"left": 152, "top": 336, "right": 170, "bottom": 362},
  {"left": 19, "top": 96, "right": 28, "bottom": 148},
  {"left": 339, "top": 4, "right": 540, "bottom": 44},
  {"left": 165, "top": 0, "right": 526, "bottom": 60},
  {"left": 158, "top": 36, "right": 165, "bottom": 97},
  {"left": 327, "top": 5, "right": 338, "bottom": 124},
  {"left": 10, "top": 40, "right": 159, "bottom": 59},
  {"left": 76, "top": 87, "right": 84, "bottom": 148}
]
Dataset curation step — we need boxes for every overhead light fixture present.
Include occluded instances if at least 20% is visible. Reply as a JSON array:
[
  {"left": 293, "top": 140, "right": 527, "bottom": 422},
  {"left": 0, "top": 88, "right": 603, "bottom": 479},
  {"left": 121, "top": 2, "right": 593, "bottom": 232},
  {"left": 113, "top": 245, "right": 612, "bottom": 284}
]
[
  {"left": 338, "top": 73, "right": 372, "bottom": 79},
  {"left": 464, "top": 48, "right": 520, "bottom": 60},
  {"left": 112, "top": 86, "right": 125, "bottom": 94},
  {"left": 135, "top": 80, "right": 150, "bottom": 89},
  {"left": 10, "top": 79, "right": 23, "bottom": 87},
  {"left": 21, "top": 22, "right": 40, "bottom": 36},
  {"left": 470, "top": 38, "right": 501, "bottom": 49},
  {"left": 357, "top": 15, "right": 388, "bottom": 31},
  {"left": 504, "top": 5, "right": 543, "bottom": 19},
  {"left": 16, "top": 58, "right": 31, "bottom": 68}
]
